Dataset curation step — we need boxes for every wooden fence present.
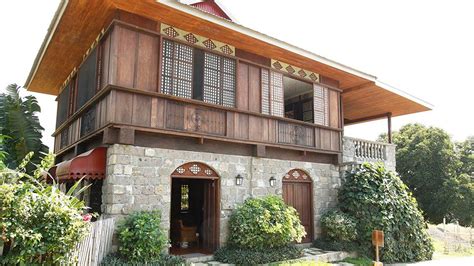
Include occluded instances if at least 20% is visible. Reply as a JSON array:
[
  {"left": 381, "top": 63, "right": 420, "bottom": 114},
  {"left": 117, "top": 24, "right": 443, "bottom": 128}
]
[{"left": 70, "top": 218, "right": 115, "bottom": 266}]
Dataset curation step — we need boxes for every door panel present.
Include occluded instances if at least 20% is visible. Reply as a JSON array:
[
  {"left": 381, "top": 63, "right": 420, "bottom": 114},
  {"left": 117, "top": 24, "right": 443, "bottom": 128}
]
[
  {"left": 283, "top": 181, "right": 313, "bottom": 243},
  {"left": 202, "top": 180, "right": 218, "bottom": 251}
]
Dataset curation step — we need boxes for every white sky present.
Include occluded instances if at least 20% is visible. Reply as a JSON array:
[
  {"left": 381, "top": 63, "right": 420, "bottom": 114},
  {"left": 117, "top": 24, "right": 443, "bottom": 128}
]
[{"left": 1, "top": 0, "right": 473, "bottom": 151}]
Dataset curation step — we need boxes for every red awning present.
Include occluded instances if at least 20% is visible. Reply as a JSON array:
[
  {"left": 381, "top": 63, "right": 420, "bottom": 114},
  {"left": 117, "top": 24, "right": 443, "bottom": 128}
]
[{"left": 54, "top": 147, "right": 107, "bottom": 181}]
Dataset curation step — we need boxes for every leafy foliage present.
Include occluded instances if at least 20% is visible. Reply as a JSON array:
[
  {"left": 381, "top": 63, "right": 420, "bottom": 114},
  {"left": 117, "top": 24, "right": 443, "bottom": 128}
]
[
  {"left": 0, "top": 154, "right": 89, "bottom": 265},
  {"left": 0, "top": 84, "right": 48, "bottom": 173},
  {"left": 320, "top": 209, "right": 357, "bottom": 242},
  {"left": 379, "top": 124, "right": 473, "bottom": 226},
  {"left": 214, "top": 245, "right": 303, "bottom": 265},
  {"left": 101, "top": 253, "right": 185, "bottom": 266},
  {"left": 337, "top": 163, "right": 433, "bottom": 263},
  {"left": 313, "top": 237, "right": 365, "bottom": 254},
  {"left": 227, "top": 195, "right": 306, "bottom": 249},
  {"left": 117, "top": 210, "right": 168, "bottom": 263}
]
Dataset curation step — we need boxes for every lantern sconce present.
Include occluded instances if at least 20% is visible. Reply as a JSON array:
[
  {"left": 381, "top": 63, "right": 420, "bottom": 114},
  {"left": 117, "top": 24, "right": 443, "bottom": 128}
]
[
  {"left": 269, "top": 176, "right": 276, "bottom": 187},
  {"left": 235, "top": 174, "right": 244, "bottom": 186}
]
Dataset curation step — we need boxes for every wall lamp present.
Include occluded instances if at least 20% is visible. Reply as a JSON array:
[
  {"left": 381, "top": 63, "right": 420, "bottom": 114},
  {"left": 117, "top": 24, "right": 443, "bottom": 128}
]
[
  {"left": 269, "top": 176, "right": 276, "bottom": 187},
  {"left": 235, "top": 174, "right": 244, "bottom": 186}
]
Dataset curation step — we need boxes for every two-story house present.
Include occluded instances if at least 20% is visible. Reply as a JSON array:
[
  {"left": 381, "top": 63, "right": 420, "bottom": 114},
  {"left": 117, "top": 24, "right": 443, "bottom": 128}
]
[{"left": 27, "top": 0, "right": 431, "bottom": 255}]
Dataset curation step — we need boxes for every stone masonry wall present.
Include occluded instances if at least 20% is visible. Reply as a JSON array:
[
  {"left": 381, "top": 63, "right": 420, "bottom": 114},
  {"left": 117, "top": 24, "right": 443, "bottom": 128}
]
[{"left": 102, "top": 144, "right": 341, "bottom": 246}]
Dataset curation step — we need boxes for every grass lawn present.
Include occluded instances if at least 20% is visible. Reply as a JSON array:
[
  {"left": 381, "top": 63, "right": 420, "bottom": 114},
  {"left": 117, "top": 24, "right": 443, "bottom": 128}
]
[{"left": 339, "top": 257, "right": 373, "bottom": 266}]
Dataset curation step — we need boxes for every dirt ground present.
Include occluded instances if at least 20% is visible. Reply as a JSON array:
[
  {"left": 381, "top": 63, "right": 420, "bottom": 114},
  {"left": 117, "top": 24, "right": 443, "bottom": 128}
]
[{"left": 427, "top": 223, "right": 473, "bottom": 257}]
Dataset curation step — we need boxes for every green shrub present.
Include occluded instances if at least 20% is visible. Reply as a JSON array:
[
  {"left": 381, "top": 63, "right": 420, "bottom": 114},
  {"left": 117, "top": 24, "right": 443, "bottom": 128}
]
[
  {"left": 320, "top": 209, "right": 357, "bottom": 242},
  {"left": 214, "top": 245, "right": 303, "bottom": 265},
  {"left": 117, "top": 210, "right": 168, "bottom": 263},
  {"left": 313, "top": 237, "right": 367, "bottom": 254},
  {"left": 338, "top": 163, "right": 433, "bottom": 263},
  {"left": 101, "top": 253, "right": 185, "bottom": 266},
  {"left": 228, "top": 195, "right": 306, "bottom": 249},
  {"left": 0, "top": 154, "right": 90, "bottom": 265}
]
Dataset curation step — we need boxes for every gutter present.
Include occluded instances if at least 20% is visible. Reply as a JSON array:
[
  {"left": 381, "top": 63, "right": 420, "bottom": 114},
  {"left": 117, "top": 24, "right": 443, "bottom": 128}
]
[{"left": 24, "top": 0, "right": 69, "bottom": 89}]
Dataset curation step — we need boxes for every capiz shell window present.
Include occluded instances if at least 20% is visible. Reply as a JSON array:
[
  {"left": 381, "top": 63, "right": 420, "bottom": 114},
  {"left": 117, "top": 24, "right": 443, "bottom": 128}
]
[
  {"left": 161, "top": 39, "right": 193, "bottom": 98},
  {"left": 203, "top": 52, "right": 236, "bottom": 107}
]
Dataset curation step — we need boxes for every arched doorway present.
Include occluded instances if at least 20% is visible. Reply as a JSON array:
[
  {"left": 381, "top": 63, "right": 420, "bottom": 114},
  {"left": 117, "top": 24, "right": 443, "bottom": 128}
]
[
  {"left": 169, "top": 162, "right": 220, "bottom": 255},
  {"left": 282, "top": 169, "right": 313, "bottom": 243}
]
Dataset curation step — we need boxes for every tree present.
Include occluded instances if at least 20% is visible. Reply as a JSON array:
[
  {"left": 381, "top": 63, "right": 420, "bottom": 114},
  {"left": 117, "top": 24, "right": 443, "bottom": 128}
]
[
  {"left": 0, "top": 84, "right": 48, "bottom": 172},
  {"left": 380, "top": 124, "right": 473, "bottom": 226},
  {"left": 456, "top": 136, "right": 474, "bottom": 177}
]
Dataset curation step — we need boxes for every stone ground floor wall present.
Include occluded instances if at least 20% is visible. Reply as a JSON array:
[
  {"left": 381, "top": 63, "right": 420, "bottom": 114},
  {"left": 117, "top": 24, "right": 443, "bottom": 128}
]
[{"left": 102, "top": 144, "right": 341, "bottom": 246}]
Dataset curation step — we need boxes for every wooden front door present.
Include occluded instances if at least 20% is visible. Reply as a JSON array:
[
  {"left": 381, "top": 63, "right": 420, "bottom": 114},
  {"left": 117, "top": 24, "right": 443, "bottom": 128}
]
[
  {"left": 282, "top": 169, "right": 313, "bottom": 243},
  {"left": 201, "top": 179, "right": 219, "bottom": 251},
  {"left": 170, "top": 162, "right": 220, "bottom": 254}
]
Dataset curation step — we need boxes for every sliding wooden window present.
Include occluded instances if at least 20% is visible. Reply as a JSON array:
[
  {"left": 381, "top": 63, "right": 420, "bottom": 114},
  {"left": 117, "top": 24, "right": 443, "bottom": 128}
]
[
  {"left": 161, "top": 39, "right": 193, "bottom": 99},
  {"left": 270, "top": 71, "right": 284, "bottom": 117},
  {"left": 76, "top": 48, "right": 98, "bottom": 111},
  {"left": 261, "top": 69, "right": 270, "bottom": 115},
  {"left": 203, "top": 52, "right": 236, "bottom": 107},
  {"left": 56, "top": 83, "right": 70, "bottom": 128},
  {"left": 261, "top": 69, "right": 284, "bottom": 117},
  {"left": 313, "top": 84, "right": 329, "bottom": 126}
]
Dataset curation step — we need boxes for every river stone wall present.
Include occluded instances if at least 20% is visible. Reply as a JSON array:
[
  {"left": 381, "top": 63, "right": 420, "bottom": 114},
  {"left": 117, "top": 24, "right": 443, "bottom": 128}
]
[{"left": 101, "top": 144, "right": 341, "bottom": 246}]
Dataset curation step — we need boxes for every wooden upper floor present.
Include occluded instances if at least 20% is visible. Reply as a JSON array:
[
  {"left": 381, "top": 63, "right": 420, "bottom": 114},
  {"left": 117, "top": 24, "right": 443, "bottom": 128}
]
[
  {"left": 25, "top": 1, "right": 431, "bottom": 163},
  {"left": 52, "top": 13, "right": 343, "bottom": 162}
]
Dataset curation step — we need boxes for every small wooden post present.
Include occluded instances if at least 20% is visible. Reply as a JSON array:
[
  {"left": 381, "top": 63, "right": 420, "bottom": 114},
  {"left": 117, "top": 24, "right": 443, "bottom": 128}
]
[
  {"left": 372, "top": 230, "right": 384, "bottom": 266},
  {"left": 387, "top": 113, "right": 392, "bottom": 144}
]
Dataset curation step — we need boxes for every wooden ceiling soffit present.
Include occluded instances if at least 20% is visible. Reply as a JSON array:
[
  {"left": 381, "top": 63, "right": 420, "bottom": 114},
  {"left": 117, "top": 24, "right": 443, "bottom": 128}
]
[
  {"left": 161, "top": 23, "right": 235, "bottom": 56},
  {"left": 271, "top": 59, "right": 320, "bottom": 83}
]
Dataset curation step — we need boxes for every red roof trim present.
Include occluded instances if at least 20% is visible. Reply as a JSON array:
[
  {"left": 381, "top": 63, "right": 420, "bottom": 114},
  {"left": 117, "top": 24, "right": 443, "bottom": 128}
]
[{"left": 190, "top": 0, "right": 232, "bottom": 21}]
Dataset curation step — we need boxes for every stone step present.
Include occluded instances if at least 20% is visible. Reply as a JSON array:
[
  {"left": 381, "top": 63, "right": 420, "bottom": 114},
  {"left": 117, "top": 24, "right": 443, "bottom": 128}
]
[{"left": 187, "top": 248, "right": 354, "bottom": 265}]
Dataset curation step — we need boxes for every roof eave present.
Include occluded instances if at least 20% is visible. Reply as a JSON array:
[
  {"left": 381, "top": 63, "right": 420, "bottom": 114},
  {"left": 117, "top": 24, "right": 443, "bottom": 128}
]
[{"left": 25, "top": 0, "right": 69, "bottom": 90}]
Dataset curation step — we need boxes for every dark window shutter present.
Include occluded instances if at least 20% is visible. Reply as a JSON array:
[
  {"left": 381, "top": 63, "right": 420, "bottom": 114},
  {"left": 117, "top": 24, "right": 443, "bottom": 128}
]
[{"left": 76, "top": 48, "right": 98, "bottom": 111}]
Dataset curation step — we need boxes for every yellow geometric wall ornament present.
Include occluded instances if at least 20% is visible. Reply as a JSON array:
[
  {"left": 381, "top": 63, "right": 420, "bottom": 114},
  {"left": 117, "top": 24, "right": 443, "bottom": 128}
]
[
  {"left": 271, "top": 59, "right": 320, "bottom": 83},
  {"left": 160, "top": 23, "right": 235, "bottom": 56}
]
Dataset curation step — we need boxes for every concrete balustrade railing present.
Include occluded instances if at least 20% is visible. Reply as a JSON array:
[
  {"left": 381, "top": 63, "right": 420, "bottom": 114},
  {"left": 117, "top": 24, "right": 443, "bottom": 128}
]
[{"left": 342, "top": 137, "right": 396, "bottom": 171}]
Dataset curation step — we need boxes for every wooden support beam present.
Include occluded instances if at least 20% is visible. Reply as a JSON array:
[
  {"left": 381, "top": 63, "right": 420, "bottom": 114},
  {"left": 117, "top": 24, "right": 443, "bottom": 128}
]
[
  {"left": 387, "top": 112, "right": 392, "bottom": 144},
  {"left": 118, "top": 128, "right": 135, "bottom": 145},
  {"left": 197, "top": 137, "right": 204, "bottom": 145},
  {"left": 102, "top": 127, "right": 119, "bottom": 144},
  {"left": 253, "top": 145, "right": 266, "bottom": 157}
]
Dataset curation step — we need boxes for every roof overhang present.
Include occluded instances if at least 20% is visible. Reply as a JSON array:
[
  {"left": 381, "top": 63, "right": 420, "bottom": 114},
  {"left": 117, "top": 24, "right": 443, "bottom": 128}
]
[{"left": 25, "top": 0, "right": 432, "bottom": 122}]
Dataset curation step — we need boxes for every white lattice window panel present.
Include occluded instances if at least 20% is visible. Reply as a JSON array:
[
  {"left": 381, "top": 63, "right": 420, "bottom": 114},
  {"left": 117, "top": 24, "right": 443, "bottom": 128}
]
[
  {"left": 270, "top": 71, "right": 284, "bottom": 117},
  {"left": 203, "top": 52, "right": 236, "bottom": 107},
  {"left": 160, "top": 40, "right": 193, "bottom": 98},
  {"left": 189, "top": 164, "right": 201, "bottom": 174},
  {"left": 176, "top": 167, "right": 185, "bottom": 174},
  {"left": 313, "top": 84, "right": 329, "bottom": 126},
  {"left": 261, "top": 69, "right": 270, "bottom": 115}
]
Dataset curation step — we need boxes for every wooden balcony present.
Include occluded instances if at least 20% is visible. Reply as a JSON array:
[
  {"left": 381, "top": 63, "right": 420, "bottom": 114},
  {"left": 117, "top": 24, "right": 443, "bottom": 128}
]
[{"left": 53, "top": 86, "right": 342, "bottom": 158}]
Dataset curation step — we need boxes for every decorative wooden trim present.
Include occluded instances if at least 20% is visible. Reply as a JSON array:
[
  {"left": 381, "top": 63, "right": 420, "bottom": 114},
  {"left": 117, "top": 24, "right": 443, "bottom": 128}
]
[
  {"left": 160, "top": 23, "right": 235, "bottom": 56},
  {"left": 271, "top": 59, "right": 320, "bottom": 83},
  {"left": 171, "top": 162, "right": 219, "bottom": 179},
  {"left": 283, "top": 169, "right": 312, "bottom": 183}
]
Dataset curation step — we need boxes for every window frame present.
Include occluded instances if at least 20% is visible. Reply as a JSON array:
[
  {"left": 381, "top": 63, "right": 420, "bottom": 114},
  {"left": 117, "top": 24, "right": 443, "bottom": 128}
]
[{"left": 159, "top": 37, "right": 237, "bottom": 108}]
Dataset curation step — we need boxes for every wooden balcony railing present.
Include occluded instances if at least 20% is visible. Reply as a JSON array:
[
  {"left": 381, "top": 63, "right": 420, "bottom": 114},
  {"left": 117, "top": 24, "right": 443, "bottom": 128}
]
[{"left": 53, "top": 86, "right": 343, "bottom": 155}]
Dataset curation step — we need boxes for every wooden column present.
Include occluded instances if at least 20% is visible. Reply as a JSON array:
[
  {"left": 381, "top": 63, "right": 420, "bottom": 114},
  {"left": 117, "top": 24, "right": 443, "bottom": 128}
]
[{"left": 387, "top": 112, "right": 392, "bottom": 144}]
